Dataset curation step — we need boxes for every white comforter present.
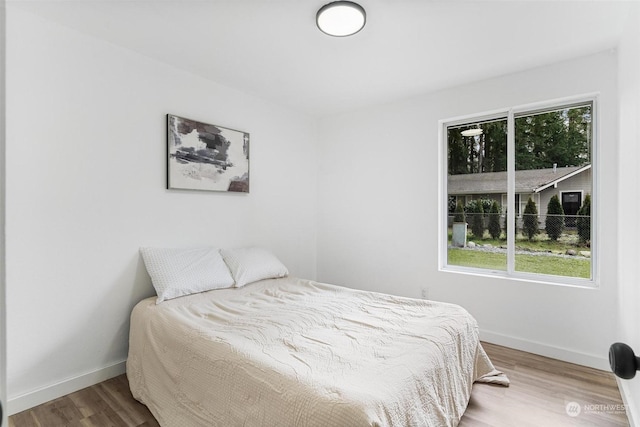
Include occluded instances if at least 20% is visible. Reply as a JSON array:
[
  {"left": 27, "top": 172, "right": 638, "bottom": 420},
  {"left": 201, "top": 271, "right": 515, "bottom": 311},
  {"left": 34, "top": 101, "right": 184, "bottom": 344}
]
[{"left": 127, "top": 277, "right": 507, "bottom": 427}]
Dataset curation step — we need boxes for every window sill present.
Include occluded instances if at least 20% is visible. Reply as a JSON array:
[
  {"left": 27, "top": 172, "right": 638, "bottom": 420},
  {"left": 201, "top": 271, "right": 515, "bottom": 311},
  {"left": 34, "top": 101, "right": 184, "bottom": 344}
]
[{"left": 440, "top": 264, "right": 598, "bottom": 289}]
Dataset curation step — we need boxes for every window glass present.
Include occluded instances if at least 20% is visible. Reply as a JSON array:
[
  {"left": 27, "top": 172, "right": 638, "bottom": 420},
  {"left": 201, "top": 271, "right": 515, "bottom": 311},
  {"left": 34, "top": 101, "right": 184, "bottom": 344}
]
[
  {"left": 514, "top": 104, "right": 592, "bottom": 279},
  {"left": 447, "top": 118, "right": 507, "bottom": 271},
  {"left": 444, "top": 100, "right": 594, "bottom": 283}
]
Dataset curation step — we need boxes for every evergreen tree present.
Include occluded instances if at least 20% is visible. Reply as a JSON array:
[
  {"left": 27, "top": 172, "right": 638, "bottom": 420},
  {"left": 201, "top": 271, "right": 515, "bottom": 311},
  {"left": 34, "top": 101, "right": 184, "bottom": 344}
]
[
  {"left": 447, "top": 128, "right": 469, "bottom": 175},
  {"left": 449, "top": 105, "right": 591, "bottom": 175},
  {"left": 453, "top": 201, "right": 466, "bottom": 223},
  {"left": 576, "top": 194, "right": 591, "bottom": 243},
  {"left": 545, "top": 195, "right": 564, "bottom": 241},
  {"left": 447, "top": 121, "right": 508, "bottom": 175},
  {"left": 488, "top": 201, "right": 502, "bottom": 240},
  {"left": 523, "top": 197, "right": 539, "bottom": 241},
  {"left": 482, "top": 121, "right": 508, "bottom": 173},
  {"left": 470, "top": 200, "right": 485, "bottom": 239},
  {"left": 503, "top": 210, "right": 509, "bottom": 239},
  {"left": 514, "top": 106, "right": 591, "bottom": 170}
]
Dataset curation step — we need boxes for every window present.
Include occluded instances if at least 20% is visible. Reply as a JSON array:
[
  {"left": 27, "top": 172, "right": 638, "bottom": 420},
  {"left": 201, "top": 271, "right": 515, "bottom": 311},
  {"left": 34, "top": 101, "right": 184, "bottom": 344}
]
[{"left": 442, "top": 96, "right": 595, "bottom": 285}]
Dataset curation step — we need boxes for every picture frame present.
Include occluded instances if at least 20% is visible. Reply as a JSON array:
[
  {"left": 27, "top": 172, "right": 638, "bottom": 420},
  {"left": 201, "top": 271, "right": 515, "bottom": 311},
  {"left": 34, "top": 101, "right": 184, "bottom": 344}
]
[{"left": 167, "top": 114, "right": 250, "bottom": 193}]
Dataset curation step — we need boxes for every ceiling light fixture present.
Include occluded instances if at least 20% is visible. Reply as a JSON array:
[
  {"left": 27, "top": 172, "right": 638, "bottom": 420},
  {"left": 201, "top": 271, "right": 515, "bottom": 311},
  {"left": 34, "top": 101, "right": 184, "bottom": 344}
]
[
  {"left": 461, "top": 128, "right": 483, "bottom": 137},
  {"left": 316, "top": 1, "right": 366, "bottom": 37}
]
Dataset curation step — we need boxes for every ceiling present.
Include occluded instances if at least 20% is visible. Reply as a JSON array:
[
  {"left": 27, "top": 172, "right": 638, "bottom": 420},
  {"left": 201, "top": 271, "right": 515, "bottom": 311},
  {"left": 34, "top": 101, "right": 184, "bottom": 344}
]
[{"left": 10, "top": 0, "right": 635, "bottom": 117}]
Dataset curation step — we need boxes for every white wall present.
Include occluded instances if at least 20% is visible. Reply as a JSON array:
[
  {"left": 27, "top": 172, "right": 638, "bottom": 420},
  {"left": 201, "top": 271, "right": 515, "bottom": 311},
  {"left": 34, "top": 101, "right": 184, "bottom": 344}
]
[
  {"left": 5, "top": 7, "right": 317, "bottom": 412},
  {"left": 5, "top": 2, "right": 638, "bottom": 419},
  {"left": 617, "top": 3, "right": 640, "bottom": 426},
  {"left": 317, "top": 51, "right": 619, "bottom": 371},
  {"left": 0, "top": 1, "right": 6, "bottom": 425}
]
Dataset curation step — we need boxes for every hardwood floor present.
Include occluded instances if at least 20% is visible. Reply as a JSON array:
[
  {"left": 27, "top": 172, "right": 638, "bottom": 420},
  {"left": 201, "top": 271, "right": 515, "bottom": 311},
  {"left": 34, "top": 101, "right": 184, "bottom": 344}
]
[
  {"left": 460, "top": 342, "right": 628, "bottom": 427},
  {"left": 9, "top": 342, "right": 629, "bottom": 426},
  {"left": 8, "top": 375, "right": 159, "bottom": 427}
]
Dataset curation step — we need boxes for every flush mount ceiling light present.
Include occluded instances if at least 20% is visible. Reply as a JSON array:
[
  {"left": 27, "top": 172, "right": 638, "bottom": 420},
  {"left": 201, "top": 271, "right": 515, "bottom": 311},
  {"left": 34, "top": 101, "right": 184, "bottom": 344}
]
[
  {"left": 461, "top": 128, "right": 483, "bottom": 137},
  {"left": 316, "top": 1, "right": 366, "bottom": 37}
]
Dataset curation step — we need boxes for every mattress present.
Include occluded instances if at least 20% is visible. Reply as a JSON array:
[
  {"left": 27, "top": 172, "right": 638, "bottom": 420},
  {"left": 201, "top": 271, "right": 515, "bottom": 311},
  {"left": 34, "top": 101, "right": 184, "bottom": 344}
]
[{"left": 127, "top": 277, "right": 507, "bottom": 427}]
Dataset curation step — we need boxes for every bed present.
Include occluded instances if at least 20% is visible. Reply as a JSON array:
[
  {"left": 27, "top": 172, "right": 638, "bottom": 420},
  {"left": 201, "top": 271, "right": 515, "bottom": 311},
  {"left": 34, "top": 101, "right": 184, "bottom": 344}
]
[{"left": 127, "top": 275, "right": 508, "bottom": 427}]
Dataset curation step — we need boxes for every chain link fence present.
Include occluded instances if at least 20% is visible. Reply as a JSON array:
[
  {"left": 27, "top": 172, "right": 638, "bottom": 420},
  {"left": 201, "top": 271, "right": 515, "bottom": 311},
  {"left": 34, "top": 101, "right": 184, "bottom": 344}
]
[{"left": 449, "top": 213, "right": 591, "bottom": 241}]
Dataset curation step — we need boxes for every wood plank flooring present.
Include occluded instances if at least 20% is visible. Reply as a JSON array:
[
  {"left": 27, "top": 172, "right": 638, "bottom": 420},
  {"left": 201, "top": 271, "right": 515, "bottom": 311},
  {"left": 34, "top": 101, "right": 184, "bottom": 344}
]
[
  {"left": 460, "top": 342, "right": 628, "bottom": 427},
  {"left": 9, "top": 342, "right": 629, "bottom": 426},
  {"left": 8, "top": 375, "right": 159, "bottom": 427}
]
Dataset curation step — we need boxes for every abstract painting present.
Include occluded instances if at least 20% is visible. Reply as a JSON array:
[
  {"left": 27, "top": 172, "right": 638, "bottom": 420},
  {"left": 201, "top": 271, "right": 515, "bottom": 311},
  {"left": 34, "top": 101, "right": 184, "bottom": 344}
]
[{"left": 167, "top": 114, "right": 249, "bottom": 192}]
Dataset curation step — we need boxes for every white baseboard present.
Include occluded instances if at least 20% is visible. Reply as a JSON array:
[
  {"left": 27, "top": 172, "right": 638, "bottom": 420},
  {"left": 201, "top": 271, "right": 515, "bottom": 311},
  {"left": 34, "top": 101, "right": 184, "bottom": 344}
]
[
  {"left": 618, "top": 379, "right": 639, "bottom": 427},
  {"left": 7, "top": 359, "right": 127, "bottom": 415},
  {"left": 480, "top": 329, "right": 610, "bottom": 371}
]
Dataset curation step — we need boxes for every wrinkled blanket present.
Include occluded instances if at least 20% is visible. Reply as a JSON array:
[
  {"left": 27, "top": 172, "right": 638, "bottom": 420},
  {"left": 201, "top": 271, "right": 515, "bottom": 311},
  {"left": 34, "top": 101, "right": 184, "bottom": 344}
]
[{"left": 127, "top": 277, "right": 507, "bottom": 427}]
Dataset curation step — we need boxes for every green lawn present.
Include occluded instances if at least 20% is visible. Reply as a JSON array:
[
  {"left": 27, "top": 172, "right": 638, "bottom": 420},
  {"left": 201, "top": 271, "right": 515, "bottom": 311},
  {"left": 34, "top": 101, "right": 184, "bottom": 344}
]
[
  {"left": 447, "top": 229, "right": 585, "bottom": 253},
  {"left": 447, "top": 248, "right": 591, "bottom": 279}
]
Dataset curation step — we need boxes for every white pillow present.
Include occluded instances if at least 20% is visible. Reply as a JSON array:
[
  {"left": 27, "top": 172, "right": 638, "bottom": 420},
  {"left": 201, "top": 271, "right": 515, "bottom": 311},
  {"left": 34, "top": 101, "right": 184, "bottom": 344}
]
[
  {"left": 140, "top": 247, "right": 235, "bottom": 304},
  {"left": 221, "top": 247, "right": 289, "bottom": 287}
]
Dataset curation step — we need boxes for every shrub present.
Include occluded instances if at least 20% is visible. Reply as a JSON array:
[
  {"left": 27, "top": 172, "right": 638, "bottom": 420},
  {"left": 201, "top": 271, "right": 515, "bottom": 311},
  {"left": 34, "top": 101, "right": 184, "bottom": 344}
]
[
  {"left": 470, "top": 200, "right": 485, "bottom": 239},
  {"left": 545, "top": 195, "right": 564, "bottom": 241},
  {"left": 453, "top": 201, "right": 466, "bottom": 223},
  {"left": 464, "top": 198, "right": 493, "bottom": 216},
  {"left": 523, "top": 197, "right": 539, "bottom": 241},
  {"left": 576, "top": 194, "right": 591, "bottom": 243},
  {"left": 448, "top": 196, "right": 457, "bottom": 213},
  {"left": 488, "top": 201, "right": 502, "bottom": 240},
  {"left": 503, "top": 209, "right": 511, "bottom": 238}
]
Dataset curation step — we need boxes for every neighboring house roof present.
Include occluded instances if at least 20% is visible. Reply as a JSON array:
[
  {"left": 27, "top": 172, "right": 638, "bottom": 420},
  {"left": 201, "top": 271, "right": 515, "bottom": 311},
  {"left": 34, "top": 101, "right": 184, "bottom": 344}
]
[{"left": 447, "top": 164, "right": 591, "bottom": 195}]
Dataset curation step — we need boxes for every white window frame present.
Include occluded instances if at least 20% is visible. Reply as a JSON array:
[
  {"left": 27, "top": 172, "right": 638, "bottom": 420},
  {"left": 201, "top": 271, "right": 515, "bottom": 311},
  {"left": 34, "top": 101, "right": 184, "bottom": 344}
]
[
  {"left": 438, "top": 94, "right": 598, "bottom": 288},
  {"left": 502, "top": 193, "right": 523, "bottom": 217}
]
